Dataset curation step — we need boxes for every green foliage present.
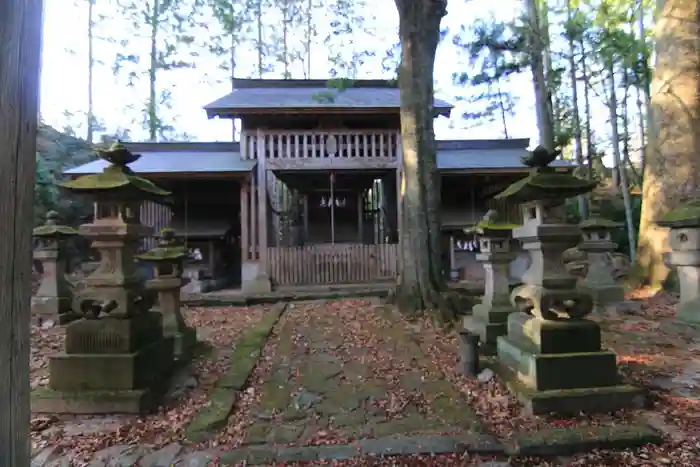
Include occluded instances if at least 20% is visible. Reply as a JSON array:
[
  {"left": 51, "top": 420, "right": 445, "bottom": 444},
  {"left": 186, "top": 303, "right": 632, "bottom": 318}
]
[{"left": 34, "top": 123, "right": 97, "bottom": 227}]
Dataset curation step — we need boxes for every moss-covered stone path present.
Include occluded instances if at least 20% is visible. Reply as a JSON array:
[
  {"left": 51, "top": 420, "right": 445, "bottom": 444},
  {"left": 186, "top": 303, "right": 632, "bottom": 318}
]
[{"left": 232, "top": 298, "right": 493, "bottom": 450}]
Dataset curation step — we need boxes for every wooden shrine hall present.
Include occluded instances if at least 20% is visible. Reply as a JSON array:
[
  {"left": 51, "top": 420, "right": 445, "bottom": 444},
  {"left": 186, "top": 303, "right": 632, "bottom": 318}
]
[{"left": 66, "top": 79, "right": 570, "bottom": 293}]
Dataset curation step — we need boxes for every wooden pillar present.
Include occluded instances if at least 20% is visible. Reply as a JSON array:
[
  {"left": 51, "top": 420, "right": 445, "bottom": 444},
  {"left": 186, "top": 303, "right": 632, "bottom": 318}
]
[
  {"left": 240, "top": 180, "right": 249, "bottom": 261},
  {"left": 395, "top": 133, "right": 403, "bottom": 270},
  {"left": 357, "top": 191, "right": 363, "bottom": 242},
  {"left": 250, "top": 172, "right": 257, "bottom": 260},
  {"left": 256, "top": 130, "right": 268, "bottom": 272},
  {"left": 0, "top": 0, "right": 42, "bottom": 463}
]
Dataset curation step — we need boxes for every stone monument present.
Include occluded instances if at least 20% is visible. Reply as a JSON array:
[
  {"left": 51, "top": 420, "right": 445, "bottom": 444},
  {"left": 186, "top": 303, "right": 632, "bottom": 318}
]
[
  {"left": 492, "top": 146, "right": 643, "bottom": 415},
  {"left": 657, "top": 200, "right": 700, "bottom": 326},
  {"left": 32, "top": 211, "right": 79, "bottom": 324},
  {"left": 464, "top": 210, "right": 519, "bottom": 355},
  {"left": 138, "top": 228, "right": 197, "bottom": 361},
  {"left": 578, "top": 209, "right": 625, "bottom": 315},
  {"left": 32, "top": 142, "right": 175, "bottom": 415}
]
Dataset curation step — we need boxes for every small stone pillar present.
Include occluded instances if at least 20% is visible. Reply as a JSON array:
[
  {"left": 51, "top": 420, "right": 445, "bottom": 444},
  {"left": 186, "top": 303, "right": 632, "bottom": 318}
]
[
  {"left": 657, "top": 201, "right": 700, "bottom": 325},
  {"left": 578, "top": 216, "right": 625, "bottom": 314},
  {"left": 32, "top": 142, "right": 175, "bottom": 415},
  {"left": 31, "top": 211, "right": 79, "bottom": 324},
  {"left": 138, "top": 228, "right": 197, "bottom": 361},
  {"left": 493, "top": 146, "right": 643, "bottom": 415},
  {"left": 464, "top": 210, "right": 518, "bottom": 355}
]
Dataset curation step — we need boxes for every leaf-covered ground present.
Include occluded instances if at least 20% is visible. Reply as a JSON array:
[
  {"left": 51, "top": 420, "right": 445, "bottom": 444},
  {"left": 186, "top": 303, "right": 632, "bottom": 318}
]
[
  {"left": 196, "top": 299, "right": 483, "bottom": 452},
  {"left": 30, "top": 306, "right": 267, "bottom": 465},
  {"left": 29, "top": 292, "right": 700, "bottom": 466}
]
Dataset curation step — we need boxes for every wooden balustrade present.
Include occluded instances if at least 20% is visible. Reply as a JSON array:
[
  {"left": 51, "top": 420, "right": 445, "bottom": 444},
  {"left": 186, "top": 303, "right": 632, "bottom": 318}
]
[
  {"left": 244, "top": 130, "right": 400, "bottom": 161},
  {"left": 267, "top": 243, "right": 398, "bottom": 285}
]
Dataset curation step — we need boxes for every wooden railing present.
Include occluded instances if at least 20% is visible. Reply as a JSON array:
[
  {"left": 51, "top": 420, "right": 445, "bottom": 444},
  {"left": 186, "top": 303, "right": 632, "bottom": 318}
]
[
  {"left": 140, "top": 201, "right": 172, "bottom": 250},
  {"left": 245, "top": 130, "right": 400, "bottom": 160},
  {"left": 267, "top": 243, "right": 398, "bottom": 285}
]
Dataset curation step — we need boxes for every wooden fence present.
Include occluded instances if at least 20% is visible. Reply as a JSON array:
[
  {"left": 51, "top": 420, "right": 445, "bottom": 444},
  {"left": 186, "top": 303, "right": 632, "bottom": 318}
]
[{"left": 267, "top": 243, "right": 398, "bottom": 285}]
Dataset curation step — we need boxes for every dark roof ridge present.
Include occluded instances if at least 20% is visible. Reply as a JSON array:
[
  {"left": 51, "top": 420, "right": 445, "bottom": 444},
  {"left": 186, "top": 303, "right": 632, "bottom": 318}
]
[{"left": 231, "top": 78, "right": 397, "bottom": 89}]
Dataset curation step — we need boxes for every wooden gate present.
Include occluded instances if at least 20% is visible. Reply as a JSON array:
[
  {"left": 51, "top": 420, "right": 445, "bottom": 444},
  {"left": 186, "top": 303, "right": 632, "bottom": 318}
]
[{"left": 267, "top": 243, "right": 397, "bottom": 285}]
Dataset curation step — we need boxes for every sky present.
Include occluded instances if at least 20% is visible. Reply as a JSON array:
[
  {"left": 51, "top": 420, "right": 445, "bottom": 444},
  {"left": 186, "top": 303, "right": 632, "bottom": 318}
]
[{"left": 40, "top": 0, "right": 538, "bottom": 143}]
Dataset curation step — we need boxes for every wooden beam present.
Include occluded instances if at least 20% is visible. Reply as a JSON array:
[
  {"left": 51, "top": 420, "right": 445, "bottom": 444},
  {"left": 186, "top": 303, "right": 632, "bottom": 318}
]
[
  {"left": 266, "top": 157, "right": 398, "bottom": 171},
  {"left": 0, "top": 0, "right": 42, "bottom": 464},
  {"left": 257, "top": 130, "right": 268, "bottom": 271},
  {"left": 240, "top": 181, "right": 249, "bottom": 261}
]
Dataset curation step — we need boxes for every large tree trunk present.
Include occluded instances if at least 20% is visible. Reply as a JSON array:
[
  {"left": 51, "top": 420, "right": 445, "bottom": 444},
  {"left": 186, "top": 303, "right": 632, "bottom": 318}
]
[
  {"left": 526, "top": 0, "right": 555, "bottom": 150},
  {"left": 0, "top": 0, "right": 42, "bottom": 463},
  {"left": 637, "top": 0, "right": 700, "bottom": 288},
  {"left": 393, "top": 0, "right": 454, "bottom": 322}
]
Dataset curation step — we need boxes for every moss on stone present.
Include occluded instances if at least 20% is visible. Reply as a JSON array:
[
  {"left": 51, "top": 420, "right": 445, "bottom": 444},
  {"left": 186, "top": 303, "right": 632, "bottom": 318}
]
[
  {"left": 495, "top": 169, "right": 598, "bottom": 203},
  {"left": 33, "top": 211, "right": 78, "bottom": 238},
  {"left": 657, "top": 200, "right": 700, "bottom": 228},
  {"left": 514, "top": 423, "right": 663, "bottom": 456},
  {"left": 579, "top": 216, "right": 622, "bottom": 230},
  {"left": 136, "top": 245, "right": 187, "bottom": 261},
  {"left": 184, "top": 388, "right": 238, "bottom": 442}
]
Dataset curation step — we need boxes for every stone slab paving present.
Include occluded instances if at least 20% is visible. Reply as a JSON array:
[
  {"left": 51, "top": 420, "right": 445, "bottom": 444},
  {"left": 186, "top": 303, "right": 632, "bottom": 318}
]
[
  {"left": 32, "top": 436, "right": 509, "bottom": 466},
  {"left": 231, "top": 299, "right": 500, "bottom": 452}
]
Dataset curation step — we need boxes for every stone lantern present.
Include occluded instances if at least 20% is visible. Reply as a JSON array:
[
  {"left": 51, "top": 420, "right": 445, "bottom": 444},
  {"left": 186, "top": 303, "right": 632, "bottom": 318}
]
[
  {"left": 32, "top": 142, "right": 175, "bottom": 415},
  {"left": 492, "top": 146, "right": 643, "bottom": 415},
  {"left": 464, "top": 210, "right": 519, "bottom": 355},
  {"left": 31, "top": 211, "right": 79, "bottom": 324},
  {"left": 138, "top": 228, "right": 197, "bottom": 361},
  {"left": 578, "top": 212, "right": 625, "bottom": 314},
  {"left": 657, "top": 200, "right": 700, "bottom": 325}
]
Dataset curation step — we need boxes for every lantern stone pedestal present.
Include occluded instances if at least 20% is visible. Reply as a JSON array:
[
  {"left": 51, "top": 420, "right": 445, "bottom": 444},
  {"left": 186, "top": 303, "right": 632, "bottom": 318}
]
[
  {"left": 32, "top": 143, "right": 175, "bottom": 415},
  {"left": 492, "top": 147, "right": 644, "bottom": 415},
  {"left": 31, "top": 211, "right": 79, "bottom": 324},
  {"left": 139, "top": 229, "right": 197, "bottom": 362},
  {"left": 463, "top": 211, "right": 518, "bottom": 355},
  {"left": 658, "top": 202, "right": 700, "bottom": 326},
  {"left": 578, "top": 217, "right": 625, "bottom": 314}
]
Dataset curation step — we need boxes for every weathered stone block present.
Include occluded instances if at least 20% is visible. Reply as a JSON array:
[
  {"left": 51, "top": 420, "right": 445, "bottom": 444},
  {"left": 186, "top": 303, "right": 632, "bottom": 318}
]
[
  {"left": 498, "top": 336, "right": 619, "bottom": 391},
  {"left": 49, "top": 336, "right": 174, "bottom": 391},
  {"left": 64, "top": 313, "right": 163, "bottom": 354},
  {"left": 32, "top": 387, "right": 157, "bottom": 414},
  {"left": 506, "top": 312, "right": 602, "bottom": 354}
]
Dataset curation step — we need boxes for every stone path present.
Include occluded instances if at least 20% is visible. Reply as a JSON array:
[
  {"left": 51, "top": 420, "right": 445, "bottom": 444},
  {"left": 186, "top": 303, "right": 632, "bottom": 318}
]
[{"left": 231, "top": 299, "right": 494, "bottom": 448}]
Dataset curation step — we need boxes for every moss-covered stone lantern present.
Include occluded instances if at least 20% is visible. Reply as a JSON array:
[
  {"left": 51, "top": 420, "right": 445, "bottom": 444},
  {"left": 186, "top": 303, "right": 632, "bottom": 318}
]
[
  {"left": 578, "top": 212, "right": 625, "bottom": 314},
  {"left": 464, "top": 210, "right": 520, "bottom": 355},
  {"left": 657, "top": 200, "right": 700, "bottom": 325},
  {"left": 138, "top": 228, "right": 197, "bottom": 361},
  {"left": 491, "top": 146, "right": 643, "bottom": 415},
  {"left": 31, "top": 211, "right": 79, "bottom": 324},
  {"left": 32, "top": 142, "right": 176, "bottom": 415}
]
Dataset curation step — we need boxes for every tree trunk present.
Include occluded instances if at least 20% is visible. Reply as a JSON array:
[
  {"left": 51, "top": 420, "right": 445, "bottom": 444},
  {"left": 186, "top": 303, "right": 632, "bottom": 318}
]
[
  {"left": 607, "top": 64, "right": 637, "bottom": 263},
  {"left": 393, "top": 0, "right": 453, "bottom": 322},
  {"left": 637, "top": 0, "right": 650, "bottom": 173},
  {"left": 87, "top": 0, "right": 95, "bottom": 143},
  {"left": 637, "top": 0, "right": 700, "bottom": 288},
  {"left": 580, "top": 39, "right": 594, "bottom": 180},
  {"left": 257, "top": 0, "right": 264, "bottom": 78},
  {"left": 525, "top": 0, "right": 554, "bottom": 150},
  {"left": 305, "top": 0, "right": 312, "bottom": 78},
  {"left": 0, "top": 0, "right": 42, "bottom": 463},
  {"left": 566, "top": 0, "right": 586, "bottom": 217},
  {"left": 148, "top": 0, "right": 159, "bottom": 141}
]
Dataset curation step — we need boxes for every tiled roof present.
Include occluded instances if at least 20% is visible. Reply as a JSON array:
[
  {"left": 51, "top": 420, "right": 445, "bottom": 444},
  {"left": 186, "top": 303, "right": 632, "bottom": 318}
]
[
  {"left": 64, "top": 142, "right": 254, "bottom": 175},
  {"left": 203, "top": 79, "right": 453, "bottom": 117},
  {"left": 63, "top": 139, "right": 573, "bottom": 175}
]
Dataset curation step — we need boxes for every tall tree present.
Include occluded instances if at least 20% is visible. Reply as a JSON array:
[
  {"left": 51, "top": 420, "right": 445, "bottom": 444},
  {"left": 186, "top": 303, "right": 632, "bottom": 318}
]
[
  {"left": 637, "top": 0, "right": 700, "bottom": 288},
  {"left": 525, "top": 0, "right": 555, "bottom": 150},
  {"left": 0, "top": 0, "right": 42, "bottom": 463},
  {"left": 87, "top": 0, "right": 96, "bottom": 143},
  {"left": 393, "top": 0, "right": 454, "bottom": 321},
  {"left": 115, "top": 0, "right": 199, "bottom": 140}
]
